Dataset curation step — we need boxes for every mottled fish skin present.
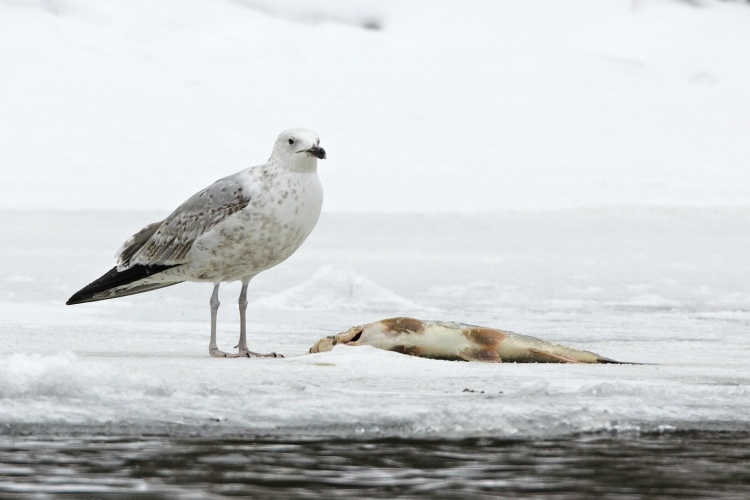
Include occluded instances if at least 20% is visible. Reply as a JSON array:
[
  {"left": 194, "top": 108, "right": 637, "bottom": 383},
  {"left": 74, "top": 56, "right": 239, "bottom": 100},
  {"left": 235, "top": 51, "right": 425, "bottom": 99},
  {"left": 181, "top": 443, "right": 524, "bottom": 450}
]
[{"left": 309, "top": 317, "right": 626, "bottom": 364}]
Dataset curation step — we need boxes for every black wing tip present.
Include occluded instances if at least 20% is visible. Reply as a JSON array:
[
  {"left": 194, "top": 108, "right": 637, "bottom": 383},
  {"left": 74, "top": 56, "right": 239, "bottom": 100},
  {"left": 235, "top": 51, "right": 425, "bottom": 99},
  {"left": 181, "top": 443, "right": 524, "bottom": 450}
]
[
  {"left": 66, "top": 266, "right": 118, "bottom": 305},
  {"left": 66, "top": 291, "right": 98, "bottom": 305},
  {"left": 66, "top": 264, "right": 177, "bottom": 305}
]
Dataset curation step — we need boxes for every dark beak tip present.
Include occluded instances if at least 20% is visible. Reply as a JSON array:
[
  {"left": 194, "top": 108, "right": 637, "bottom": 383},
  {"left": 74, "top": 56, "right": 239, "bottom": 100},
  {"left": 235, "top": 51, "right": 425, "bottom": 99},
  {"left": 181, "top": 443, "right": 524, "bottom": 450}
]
[
  {"left": 307, "top": 147, "right": 326, "bottom": 160},
  {"left": 315, "top": 147, "right": 326, "bottom": 160}
]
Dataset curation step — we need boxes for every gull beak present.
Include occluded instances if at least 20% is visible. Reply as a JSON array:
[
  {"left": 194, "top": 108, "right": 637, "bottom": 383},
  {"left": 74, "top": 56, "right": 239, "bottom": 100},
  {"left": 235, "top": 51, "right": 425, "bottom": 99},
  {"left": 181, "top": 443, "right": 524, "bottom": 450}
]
[{"left": 305, "top": 146, "right": 326, "bottom": 160}]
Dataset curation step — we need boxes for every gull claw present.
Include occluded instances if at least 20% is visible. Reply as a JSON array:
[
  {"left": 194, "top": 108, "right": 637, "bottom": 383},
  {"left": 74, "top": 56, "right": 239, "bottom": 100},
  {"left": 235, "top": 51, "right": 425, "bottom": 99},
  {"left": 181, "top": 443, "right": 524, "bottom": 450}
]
[
  {"left": 210, "top": 347, "right": 283, "bottom": 358},
  {"left": 239, "top": 350, "right": 283, "bottom": 358}
]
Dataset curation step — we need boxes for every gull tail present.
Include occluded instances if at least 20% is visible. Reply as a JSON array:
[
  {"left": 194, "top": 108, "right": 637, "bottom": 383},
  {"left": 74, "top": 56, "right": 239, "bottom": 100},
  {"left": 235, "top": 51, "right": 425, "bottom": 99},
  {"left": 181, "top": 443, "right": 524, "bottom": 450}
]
[{"left": 66, "top": 264, "right": 181, "bottom": 305}]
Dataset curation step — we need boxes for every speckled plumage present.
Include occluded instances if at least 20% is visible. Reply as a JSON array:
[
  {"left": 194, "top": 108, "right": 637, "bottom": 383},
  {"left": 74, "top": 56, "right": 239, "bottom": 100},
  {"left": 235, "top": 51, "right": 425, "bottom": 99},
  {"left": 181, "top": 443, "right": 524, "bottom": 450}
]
[{"left": 67, "top": 128, "right": 326, "bottom": 357}]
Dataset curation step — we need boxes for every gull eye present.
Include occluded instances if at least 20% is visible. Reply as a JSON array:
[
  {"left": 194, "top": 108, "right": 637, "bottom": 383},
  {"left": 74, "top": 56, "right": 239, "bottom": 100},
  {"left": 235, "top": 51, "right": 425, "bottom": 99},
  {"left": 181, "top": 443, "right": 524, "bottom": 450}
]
[{"left": 288, "top": 138, "right": 295, "bottom": 145}]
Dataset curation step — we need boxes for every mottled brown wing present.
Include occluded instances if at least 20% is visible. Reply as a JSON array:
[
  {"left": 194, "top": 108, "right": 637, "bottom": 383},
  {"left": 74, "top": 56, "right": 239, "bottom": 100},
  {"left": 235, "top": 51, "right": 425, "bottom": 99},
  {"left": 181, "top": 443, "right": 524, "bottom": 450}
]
[
  {"left": 116, "top": 221, "right": 163, "bottom": 268},
  {"left": 117, "top": 174, "right": 251, "bottom": 269}
]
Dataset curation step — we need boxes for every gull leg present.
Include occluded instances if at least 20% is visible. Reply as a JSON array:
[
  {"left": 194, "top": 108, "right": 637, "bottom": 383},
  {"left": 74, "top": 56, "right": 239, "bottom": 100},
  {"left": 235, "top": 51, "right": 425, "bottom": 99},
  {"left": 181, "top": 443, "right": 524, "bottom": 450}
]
[
  {"left": 237, "top": 278, "right": 281, "bottom": 358},
  {"left": 236, "top": 280, "right": 250, "bottom": 353},
  {"left": 208, "top": 283, "right": 250, "bottom": 358},
  {"left": 208, "top": 283, "right": 232, "bottom": 357}
]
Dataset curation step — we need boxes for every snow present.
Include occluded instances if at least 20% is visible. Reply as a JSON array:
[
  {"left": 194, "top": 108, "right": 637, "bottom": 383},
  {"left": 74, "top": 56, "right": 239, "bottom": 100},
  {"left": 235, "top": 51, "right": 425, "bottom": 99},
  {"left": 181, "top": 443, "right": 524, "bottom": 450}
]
[
  {"left": 0, "top": 0, "right": 748, "bottom": 439},
  {"left": 1, "top": 0, "right": 749, "bottom": 213}
]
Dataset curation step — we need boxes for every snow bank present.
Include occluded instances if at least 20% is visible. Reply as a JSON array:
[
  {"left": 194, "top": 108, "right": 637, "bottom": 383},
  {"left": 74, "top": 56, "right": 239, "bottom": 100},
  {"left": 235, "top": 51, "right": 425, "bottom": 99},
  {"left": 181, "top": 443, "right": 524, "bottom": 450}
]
[
  {"left": 1, "top": 0, "right": 749, "bottom": 212},
  {"left": 254, "top": 265, "right": 429, "bottom": 312}
]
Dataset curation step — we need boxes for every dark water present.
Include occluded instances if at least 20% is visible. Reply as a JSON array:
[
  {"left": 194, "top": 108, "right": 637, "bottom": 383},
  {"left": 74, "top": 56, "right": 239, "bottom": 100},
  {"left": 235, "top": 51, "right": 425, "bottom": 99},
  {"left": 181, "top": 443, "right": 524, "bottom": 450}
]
[{"left": 1, "top": 431, "right": 749, "bottom": 499}]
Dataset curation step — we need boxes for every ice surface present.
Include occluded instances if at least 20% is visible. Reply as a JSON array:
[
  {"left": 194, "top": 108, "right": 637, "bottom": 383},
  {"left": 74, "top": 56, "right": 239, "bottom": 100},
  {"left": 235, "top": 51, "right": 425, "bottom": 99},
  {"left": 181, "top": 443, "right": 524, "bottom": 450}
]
[
  {"left": 1, "top": 210, "right": 748, "bottom": 438},
  {"left": 0, "top": 0, "right": 748, "bottom": 441}
]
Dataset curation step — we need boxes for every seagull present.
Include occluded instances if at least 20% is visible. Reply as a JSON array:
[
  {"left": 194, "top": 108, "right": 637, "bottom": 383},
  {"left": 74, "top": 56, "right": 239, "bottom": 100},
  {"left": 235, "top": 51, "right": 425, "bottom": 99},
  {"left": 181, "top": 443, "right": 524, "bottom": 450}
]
[{"left": 67, "top": 128, "right": 326, "bottom": 358}]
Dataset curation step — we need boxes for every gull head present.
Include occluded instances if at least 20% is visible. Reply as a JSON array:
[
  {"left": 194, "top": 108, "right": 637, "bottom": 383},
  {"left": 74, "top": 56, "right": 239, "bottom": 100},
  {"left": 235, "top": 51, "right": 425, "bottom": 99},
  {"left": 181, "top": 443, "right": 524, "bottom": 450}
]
[{"left": 271, "top": 128, "right": 326, "bottom": 170}]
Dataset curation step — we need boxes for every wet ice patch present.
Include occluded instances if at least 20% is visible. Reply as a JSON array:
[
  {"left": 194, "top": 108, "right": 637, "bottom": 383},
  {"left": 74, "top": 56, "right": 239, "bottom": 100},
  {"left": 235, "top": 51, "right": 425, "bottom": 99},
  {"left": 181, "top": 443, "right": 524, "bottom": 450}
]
[
  {"left": 695, "top": 310, "right": 750, "bottom": 321},
  {"left": 254, "top": 265, "right": 428, "bottom": 312}
]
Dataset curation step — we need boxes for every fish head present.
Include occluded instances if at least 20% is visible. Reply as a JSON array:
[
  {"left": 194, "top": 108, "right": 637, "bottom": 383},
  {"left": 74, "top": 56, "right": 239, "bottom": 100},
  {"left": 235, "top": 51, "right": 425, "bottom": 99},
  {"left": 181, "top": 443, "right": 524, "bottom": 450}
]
[{"left": 308, "top": 324, "right": 366, "bottom": 353}]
